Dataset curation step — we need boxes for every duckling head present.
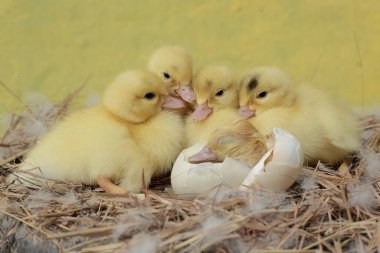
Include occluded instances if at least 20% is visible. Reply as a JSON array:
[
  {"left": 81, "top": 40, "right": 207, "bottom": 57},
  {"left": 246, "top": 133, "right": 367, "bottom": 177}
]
[
  {"left": 191, "top": 65, "right": 239, "bottom": 121},
  {"left": 147, "top": 45, "right": 195, "bottom": 103},
  {"left": 189, "top": 119, "right": 267, "bottom": 167},
  {"left": 103, "top": 70, "right": 178, "bottom": 123},
  {"left": 238, "top": 67, "right": 296, "bottom": 118}
]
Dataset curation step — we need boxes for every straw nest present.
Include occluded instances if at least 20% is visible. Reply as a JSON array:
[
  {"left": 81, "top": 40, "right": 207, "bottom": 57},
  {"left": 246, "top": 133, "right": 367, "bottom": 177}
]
[{"left": 0, "top": 86, "right": 379, "bottom": 253}]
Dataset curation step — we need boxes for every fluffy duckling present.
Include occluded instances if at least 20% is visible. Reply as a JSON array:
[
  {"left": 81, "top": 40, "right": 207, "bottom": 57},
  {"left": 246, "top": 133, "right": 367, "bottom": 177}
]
[
  {"left": 188, "top": 119, "right": 267, "bottom": 167},
  {"left": 148, "top": 45, "right": 195, "bottom": 105},
  {"left": 185, "top": 65, "right": 241, "bottom": 146},
  {"left": 13, "top": 70, "right": 184, "bottom": 192},
  {"left": 238, "top": 66, "right": 360, "bottom": 164}
]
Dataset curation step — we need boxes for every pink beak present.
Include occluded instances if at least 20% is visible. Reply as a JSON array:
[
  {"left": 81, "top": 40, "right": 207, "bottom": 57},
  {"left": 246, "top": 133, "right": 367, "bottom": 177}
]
[
  {"left": 239, "top": 105, "right": 256, "bottom": 119},
  {"left": 188, "top": 144, "right": 219, "bottom": 163},
  {"left": 177, "top": 84, "right": 195, "bottom": 103},
  {"left": 191, "top": 102, "right": 213, "bottom": 121},
  {"left": 162, "top": 95, "right": 187, "bottom": 109}
]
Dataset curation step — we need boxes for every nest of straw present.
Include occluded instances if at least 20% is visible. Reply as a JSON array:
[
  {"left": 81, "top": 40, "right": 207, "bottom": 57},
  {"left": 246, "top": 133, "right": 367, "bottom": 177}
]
[{"left": 0, "top": 87, "right": 379, "bottom": 253}]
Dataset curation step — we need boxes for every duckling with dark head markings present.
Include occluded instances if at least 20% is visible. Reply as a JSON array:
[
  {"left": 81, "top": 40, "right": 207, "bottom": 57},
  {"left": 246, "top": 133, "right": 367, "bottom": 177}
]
[
  {"left": 12, "top": 70, "right": 184, "bottom": 192},
  {"left": 238, "top": 66, "right": 360, "bottom": 164}
]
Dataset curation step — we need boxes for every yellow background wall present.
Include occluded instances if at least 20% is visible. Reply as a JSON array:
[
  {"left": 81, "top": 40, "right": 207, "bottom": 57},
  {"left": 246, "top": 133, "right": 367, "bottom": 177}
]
[{"left": 0, "top": 0, "right": 379, "bottom": 114}]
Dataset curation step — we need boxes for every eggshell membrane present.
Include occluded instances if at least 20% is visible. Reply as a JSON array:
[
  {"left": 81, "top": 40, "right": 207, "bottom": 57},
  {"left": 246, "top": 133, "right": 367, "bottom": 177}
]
[{"left": 171, "top": 128, "right": 304, "bottom": 195}]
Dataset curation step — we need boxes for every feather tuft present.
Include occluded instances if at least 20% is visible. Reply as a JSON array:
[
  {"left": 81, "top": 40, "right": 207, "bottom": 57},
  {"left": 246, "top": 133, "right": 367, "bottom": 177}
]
[
  {"left": 123, "top": 233, "right": 159, "bottom": 253},
  {"left": 361, "top": 149, "right": 380, "bottom": 180},
  {"left": 348, "top": 183, "right": 377, "bottom": 209}
]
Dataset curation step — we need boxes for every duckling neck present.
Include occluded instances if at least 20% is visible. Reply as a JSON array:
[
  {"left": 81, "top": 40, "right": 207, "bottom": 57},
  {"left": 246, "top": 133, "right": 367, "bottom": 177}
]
[
  {"left": 282, "top": 89, "right": 298, "bottom": 108},
  {"left": 102, "top": 105, "right": 150, "bottom": 124}
]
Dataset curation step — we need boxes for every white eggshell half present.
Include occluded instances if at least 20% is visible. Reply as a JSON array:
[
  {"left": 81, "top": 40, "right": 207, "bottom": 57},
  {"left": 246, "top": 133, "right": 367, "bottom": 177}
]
[
  {"left": 171, "top": 142, "right": 251, "bottom": 194},
  {"left": 240, "top": 128, "right": 304, "bottom": 191},
  {"left": 171, "top": 128, "right": 303, "bottom": 195}
]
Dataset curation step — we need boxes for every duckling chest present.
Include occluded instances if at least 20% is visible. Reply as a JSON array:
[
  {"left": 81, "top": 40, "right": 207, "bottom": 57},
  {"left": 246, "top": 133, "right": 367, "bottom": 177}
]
[{"left": 132, "top": 111, "right": 185, "bottom": 169}]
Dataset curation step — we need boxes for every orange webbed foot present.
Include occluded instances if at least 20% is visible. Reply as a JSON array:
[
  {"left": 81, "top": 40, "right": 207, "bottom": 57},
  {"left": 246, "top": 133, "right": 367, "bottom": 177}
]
[{"left": 97, "top": 176, "right": 128, "bottom": 194}]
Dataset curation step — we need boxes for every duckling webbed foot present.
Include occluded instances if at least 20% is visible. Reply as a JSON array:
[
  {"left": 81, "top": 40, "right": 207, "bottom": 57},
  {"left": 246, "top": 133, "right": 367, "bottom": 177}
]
[{"left": 97, "top": 176, "right": 128, "bottom": 194}]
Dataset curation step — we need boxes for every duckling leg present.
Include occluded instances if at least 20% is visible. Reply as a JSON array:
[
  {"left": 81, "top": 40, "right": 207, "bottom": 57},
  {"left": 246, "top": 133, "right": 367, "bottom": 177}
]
[
  {"left": 97, "top": 176, "right": 128, "bottom": 194},
  {"left": 119, "top": 165, "right": 153, "bottom": 193}
]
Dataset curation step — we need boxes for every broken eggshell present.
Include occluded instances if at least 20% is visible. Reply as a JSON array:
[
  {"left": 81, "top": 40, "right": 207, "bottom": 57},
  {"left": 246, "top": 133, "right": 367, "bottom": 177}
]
[
  {"left": 171, "top": 128, "right": 303, "bottom": 195},
  {"left": 241, "top": 128, "right": 304, "bottom": 191}
]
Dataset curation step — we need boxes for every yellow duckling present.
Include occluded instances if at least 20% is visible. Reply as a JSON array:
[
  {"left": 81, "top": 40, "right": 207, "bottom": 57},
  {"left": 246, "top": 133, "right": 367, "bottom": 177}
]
[
  {"left": 185, "top": 65, "right": 241, "bottom": 146},
  {"left": 188, "top": 119, "right": 267, "bottom": 167},
  {"left": 147, "top": 45, "right": 195, "bottom": 105},
  {"left": 238, "top": 66, "right": 360, "bottom": 164},
  {"left": 14, "top": 70, "right": 184, "bottom": 192}
]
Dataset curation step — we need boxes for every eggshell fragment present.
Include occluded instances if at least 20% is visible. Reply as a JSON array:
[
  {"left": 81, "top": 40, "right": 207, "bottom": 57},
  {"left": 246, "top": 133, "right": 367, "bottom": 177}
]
[
  {"left": 240, "top": 128, "right": 304, "bottom": 191},
  {"left": 171, "top": 142, "right": 251, "bottom": 194},
  {"left": 171, "top": 128, "right": 303, "bottom": 195}
]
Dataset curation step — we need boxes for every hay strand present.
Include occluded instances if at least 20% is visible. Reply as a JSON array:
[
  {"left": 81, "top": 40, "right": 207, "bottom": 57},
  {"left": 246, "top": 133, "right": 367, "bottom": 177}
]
[{"left": 0, "top": 89, "right": 379, "bottom": 252}]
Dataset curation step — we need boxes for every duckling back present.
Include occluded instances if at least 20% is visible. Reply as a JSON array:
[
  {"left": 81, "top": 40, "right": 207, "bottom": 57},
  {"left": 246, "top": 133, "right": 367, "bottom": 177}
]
[
  {"left": 16, "top": 106, "right": 136, "bottom": 185},
  {"left": 297, "top": 85, "right": 360, "bottom": 162}
]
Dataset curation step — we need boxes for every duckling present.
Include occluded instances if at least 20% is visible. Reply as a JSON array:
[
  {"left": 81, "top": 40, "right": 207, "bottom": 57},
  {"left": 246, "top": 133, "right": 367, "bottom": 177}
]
[
  {"left": 238, "top": 66, "right": 360, "bottom": 164},
  {"left": 185, "top": 65, "right": 241, "bottom": 146},
  {"left": 13, "top": 70, "right": 184, "bottom": 192},
  {"left": 188, "top": 119, "right": 267, "bottom": 167},
  {"left": 147, "top": 45, "right": 195, "bottom": 105}
]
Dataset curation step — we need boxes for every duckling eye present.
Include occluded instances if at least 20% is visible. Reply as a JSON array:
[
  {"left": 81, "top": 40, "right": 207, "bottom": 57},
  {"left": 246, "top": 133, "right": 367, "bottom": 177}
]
[
  {"left": 256, "top": 91, "right": 267, "bottom": 99},
  {"left": 215, "top": 89, "right": 224, "bottom": 97},
  {"left": 144, "top": 92, "right": 156, "bottom": 100},
  {"left": 163, "top": 72, "right": 171, "bottom": 79}
]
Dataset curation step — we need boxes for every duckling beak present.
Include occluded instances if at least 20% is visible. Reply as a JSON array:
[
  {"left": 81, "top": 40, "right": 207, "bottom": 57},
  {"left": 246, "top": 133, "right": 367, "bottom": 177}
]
[
  {"left": 239, "top": 105, "right": 255, "bottom": 119},
  {"left": 191, "top": 101, "right": 213, "bottom": 121},
  {"left": 162, "top": 95, "right": 187, "bottom": 109},
  {"left": 176, "top": 84, "right": 195, "bottom": 103},
  {"left": 188, "top": 144, "right": 219, "bottom": 163}
]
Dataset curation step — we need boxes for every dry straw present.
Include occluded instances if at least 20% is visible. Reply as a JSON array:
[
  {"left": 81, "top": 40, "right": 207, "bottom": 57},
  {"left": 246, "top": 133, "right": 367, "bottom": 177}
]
[{"left": 0, "top": 85, "right": 379, "bottom": 252}]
